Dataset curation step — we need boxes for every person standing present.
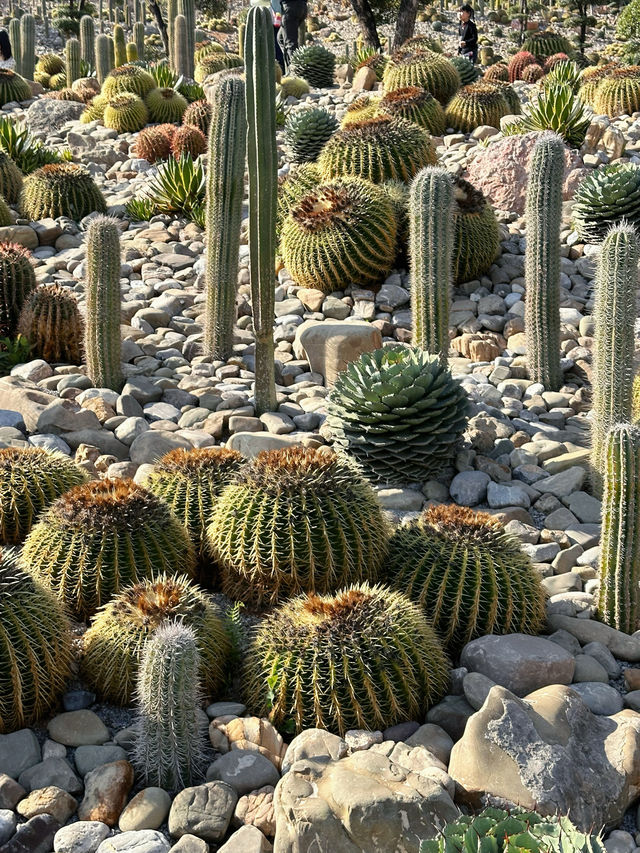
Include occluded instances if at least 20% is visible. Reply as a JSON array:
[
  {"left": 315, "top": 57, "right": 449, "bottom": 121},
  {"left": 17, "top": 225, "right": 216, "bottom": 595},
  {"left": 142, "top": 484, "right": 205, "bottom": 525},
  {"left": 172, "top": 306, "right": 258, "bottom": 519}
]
[
  {"left": 458, "top": 4, "right": 478, "bottom": 64},
  {"left": 278, "top": 0, "right": 307, "bottom": 72},
  {"left": 272, "top": 0, "right": 285, "bottom": 72},
  {"left": 0, "top": 31, "right": 15, "bottom": 70}
]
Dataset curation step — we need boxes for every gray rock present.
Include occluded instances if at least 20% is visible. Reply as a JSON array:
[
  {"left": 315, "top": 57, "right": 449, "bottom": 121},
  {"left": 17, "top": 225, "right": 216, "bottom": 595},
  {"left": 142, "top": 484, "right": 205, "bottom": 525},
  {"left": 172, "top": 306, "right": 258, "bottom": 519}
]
[
  {"left": 425, "top": 695, "right": 475, "bottom": 741},
  {"left": 582, "top": 642, "right": 621, "bottom": 678},
  {"left": 548, "top": 614, "right": 640, "bottom": 661},
  {"left": 623, "top": 690, "right": 640, "bottom": 712},
  {"left": 487, "top": 481, "right": 530, "bottom": 508},
  {"left": 281, "top": 730, "right": 347, "bottom": 775},
  {"left": 463, "top": 672, "right": 496, "bottom": 711},
  {"left": 0, "top": 814, "right": 60, "bottom": 853},
  {"left": 572, "top": 654, "right": 609, "bottom": 683},
  {"left": 168, "top": 835, "right": 209, "bottom": 852},
  {"left": 449, "top": 471, "right": 490, "bottom": 507},
  {"left": 217, "top": 825, "right": 272, "bottom": 852},
  {"left": 404, "top": 725, "right": 453, "bottom": 765},
  {"left": 568, "top": 683, "right": 624, "bottom": 715},
  {"left": 205, "top": 703, "right": 246, "bottom": 719},
  {"left": 0, "top": 809, "right": 16, "bottom": 844},
  {"left": 168, "top": 782, "right": 237, "bottom": 843},
  {"left": 460, "top": 634, "right": 575, "bottom": 697},
  {"left": 536, "top": 466, "right": 586, "bottom": 498},
  {"left": 96, "top": 830, "right": 171, "bottom": 853},
  {"left": 0, "top": 774, "right": 26, "bottom": 809},
  {"left": 0, "top": 729, "right": 41, "bottom": 780},
  {"left": 26, "top": 99, "right": 86, "bottom": 132},
  {"left": 48, "top": 710, "right": 110, "bottom": 747},
  {"left": 546, "top": 629, "right": 582, "bottom": 656},
  {"left": 129, "top": 430, "right": 191, "bottom": 464},
  {"left": 19, "top": 759, "right": 83, "bottom": 796},
  {"left": 74, "top": 745, "right": 128, "bottom": 777},
  {"left": 54, "top": 821, "right": 111, "bottom": 853},
  {"left": 206, "top": 752, "right": 279, "bottom": 796}
]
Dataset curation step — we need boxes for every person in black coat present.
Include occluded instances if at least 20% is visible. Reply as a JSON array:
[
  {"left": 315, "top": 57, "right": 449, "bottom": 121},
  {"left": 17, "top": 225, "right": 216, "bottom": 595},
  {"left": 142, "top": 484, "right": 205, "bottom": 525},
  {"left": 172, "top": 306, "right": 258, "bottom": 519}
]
[{"left": 458, "top": 4, "right": 478, "bottom": 64}]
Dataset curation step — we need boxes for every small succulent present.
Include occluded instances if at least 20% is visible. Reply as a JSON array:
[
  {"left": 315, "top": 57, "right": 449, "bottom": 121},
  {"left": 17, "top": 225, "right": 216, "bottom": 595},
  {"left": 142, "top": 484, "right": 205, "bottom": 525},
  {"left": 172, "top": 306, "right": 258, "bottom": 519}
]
[
  {"left": 283, "top": 106, "right": 338, "bottom": 163},
  {"left": 572, "top": 163, "right": 640, "bottom": 242},
  {"left": 502, "top": 84, "right": 589, "bottom": 148},
  {"left": 290, "top": 43, "right": 336, "bottom": 88}
]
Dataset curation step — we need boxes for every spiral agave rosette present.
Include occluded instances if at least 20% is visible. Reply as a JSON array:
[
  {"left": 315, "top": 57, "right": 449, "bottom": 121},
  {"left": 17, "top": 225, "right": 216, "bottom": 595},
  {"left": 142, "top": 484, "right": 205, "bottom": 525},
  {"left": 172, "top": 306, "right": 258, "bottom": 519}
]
[
  {"left": 444, "top": 81, "right": 511, "bottom": 133},
  {"left": 145, "top": 86, "right": 188, "bottom": 123},
  {"left": 290, "top": 43, "right": 336, "bottom": 88},
  {"left": 0, "top": 548, "right": 72, "bottom": 733},
  {"left": 21, "top": 478, "right": 197, "bottom": 619},
  {"left": 317, "top": 115, "right": 437, "bottom": 184},
  {"left": 383, "top": 48, "right": 460, "bottom": 104},
  {"left": 325, "top": 345, "right": 470, "bottom": 484},
  {"left": 82, "top": 573, "right": 232, "bottom": 704},
  {"left": 0, "top": 241, "right": 35, "bottom": 338},
  {"left": 245, "top": 583, "right": 450, "bottom": 735},
  {"left": 0, "top": 447, "right": 88, "bottom": 545},
  {"left": 0, "top": 69, "right": 32, "bottom": 106},
  {"left": 379, "top": 86, "right": 447, "bottom": 136},
  {"left": 388, "top": 504, "right": 546, "bottom": 653},
  {"left": 572, "top": 164, "right": 640, "bottom": 243},
  {"left": 452, "top": 176, "right": 501, "bottom": 284},
  {"left": 283, "top": 106, "right": 339, "bottom": 163},
  {"left": 20, "top": 163, "right": 107, "bottom": 221},
  {"left": 207, "top": 447, "right": 388, "bottom": 608},
  {"left": 102, "top": 64, "right": 156, "bottom": 98},
  {"left": 104, "top": 92, "right": 149, "bottom": 132},
  {"left": 18, "top": 283, "right": 84, "bottom": 364}
]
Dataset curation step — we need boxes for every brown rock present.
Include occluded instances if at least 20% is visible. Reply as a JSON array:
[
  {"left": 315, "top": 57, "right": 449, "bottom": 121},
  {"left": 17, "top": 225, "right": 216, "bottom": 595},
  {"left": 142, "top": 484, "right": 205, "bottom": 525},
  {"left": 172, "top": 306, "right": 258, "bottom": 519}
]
[
  {"left": 16, "top": 786, "right": 77, "bottom": 823},
  {"left": 352, "top": 66, "right": 377, "bottom": 91},
  {"left": 78, "top": 760, "right": 134, "bottom": 826},
  {"left": 233, "top": 786, "right": 275, "bottom": 837},
  {"left": 0, "top": 774, "right": 26, "bottom": 809},
  {"left": 451, "top": 333, "right": 506, "bottom": 362},
  {"left": 625, "top": 670, "right": 640, "bottom": 691},
  {"left": 293, "top": 321, "right": 382, "bottom": 387},
  {"left": 223, "top": 718, "right": 287, "bottom": 771},
  {"left": 296, "top": 288, "right": 326, "bottom": 313},
  {"left": 81, "top": 397, "right": 118, "bottom": 423}
]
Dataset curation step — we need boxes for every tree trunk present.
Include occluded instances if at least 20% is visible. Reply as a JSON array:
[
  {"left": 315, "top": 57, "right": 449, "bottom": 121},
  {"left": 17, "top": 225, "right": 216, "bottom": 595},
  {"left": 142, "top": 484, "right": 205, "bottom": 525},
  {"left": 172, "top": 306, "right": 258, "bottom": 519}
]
[
  {"left": 149, "top": 0, "right": 169, "bottom": 53},
  {"left": 394, "top": 0, "right": 419, "bottom": 50},
  {"left": 348, "top": 0, "right": 380, "bottom": 49}
]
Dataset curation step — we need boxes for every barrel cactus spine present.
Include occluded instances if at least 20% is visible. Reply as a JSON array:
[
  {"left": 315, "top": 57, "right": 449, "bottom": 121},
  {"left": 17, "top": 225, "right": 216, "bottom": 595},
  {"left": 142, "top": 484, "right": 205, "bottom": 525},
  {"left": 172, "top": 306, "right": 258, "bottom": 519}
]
[
  {"left": 80, "top": 15, "right": 95, "bottom": 67},
  {"left": 65, "top": 37, "right": 81, "bottom": 87},
  {"left": 204, "top": 76, "right": 246, "bottom": 360},
  {"left": 0, "top": 242, "right": 35, "bottom": 338},
  {"left": 591, "top": 223, "right": 639, "bottom": 494},
  {"left": 84, "top": 215, "right": 123, "bottom": 391},
  {"left": 19, "top": 13, "right": 34, "bottom": 81},
  {"left": 409, "top": 166, "right": 455, "bottom": 364},
  {"left": 524, "top": 132, "right": 564, "bottom": 391},
  {"left": 245, "top": 2, "right": 277, "bottom": 415}
]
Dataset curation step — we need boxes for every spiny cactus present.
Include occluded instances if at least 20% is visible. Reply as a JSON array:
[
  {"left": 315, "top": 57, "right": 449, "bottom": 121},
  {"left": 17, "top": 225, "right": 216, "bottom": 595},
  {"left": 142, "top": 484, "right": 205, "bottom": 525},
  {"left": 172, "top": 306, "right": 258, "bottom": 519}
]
[
  {"left": 104, "top": 92, "right": 149, "bottom": 132},
  {"left": 173, "top": 14, "right": 189, "bottom": 79},
  {"left": 290, "top": 43, "right": 336, "bottom": 87},
  {"left": 80, "top": 15, "right": 95, "bottom": 67},
  {"left": 134, "top": 622, "right": 206, "bottom": 790},
  {"left": 145, "top": 447, "right": 244, "bottom": 554},
  {"left": 170, "top": 124, "right": 206, "bottom": 159},
  {"left": 0, "top": 152, "right": 22, "bottom": 204},
  {"left": 8, "top": 19, "right": 20, "bottom": 79},
  {"left": 326, "top": 345, "right": 470, "bottom": 484},
  {"left": 276, "top": 161, "right": 320, "bottom": 241},
  {"left": 183, "top": 99, "right": 212, "bottom": 135},
  {"left": 524, "top": 132, "right": 564, "bottom": 391},
  {"left": 281, "top": 177, "right": 397, "bottom": 294},
  {"left": 81, "top": 92, "right": 108, "bottom": 123},
  {"left": 521, "top": 63, "right": 544, "bottom": 83},
  {"left": 591, "top": 224, "right": 639, "bottom": 494},
  {"left": 594, "top": 68, "right": 640, "bottom": 118},
  {"left": 36, "top": 53, "right": 66, "bottom": 76},
  {"left": 177, "top": 0, "right": 195, "bottom": 79},
  {"left": 598, "top": 424, "right": 640, "bottom": 633},
  {"left": 19, "top": 13, "right": 35, "bottom": 81},
  {"left": 483, "top": 61, "right": 509, "bottom": 81},
  {"left": 133, "top": 21, "right": 145, "bottom": 61},
  {"left": 44, "top": 87, "right": 83, "bottom": 102},
  {"left": 1, "top": 548, "right": 72, "bottom": 733},
  {"left": 21, "top": 479, "right": 197, "bottom": 620},
  {"left": 409, "top": 166, "right": 455, "bottom": 364},
  {"left": 167, "top": 0, "right": 177, "bottom": 70},
  {"left": 579, "top": 63, "right": 618, "bottom": 107},
  {"left": 208, "top": 447, "right": 388, "bottom": 608},
  {"left": 65, "top": 37, "right": 81, "bottom": 87},
  {"left": 484, "top": 79, "right": 521, "bottom": 115},
  {"left": 246, "top": 583, "right": 450, "bottom": 735},
  {"left": 82, "top": 574, "right": 232, "bottom": 704},
  {"left": 18, "top": 283, "right": 83, "bottom": 364},
  {"left": 203, "top": 75, "right": 246, "bottom": 360},
  {"left": 383, "top": 48, "right": 460, "bottom": 104},
  {"left": 451, "top": 54, "right": 481, "bottom": 86},
  {"left": 145, "top": 86, "right": 187, "bottom": 123},
  {"left": 49, "top": 71, "right": 68, "bottom": 91},
  {"left": 284, "top": 106, "right": 338, "bottom": 163},
  {"left": 572, "top": 164, "right": 640, "bottom": 243},
  {"left": 84, "top": 215, "right": 123, "bottom": 391},
  {"left": 318, "top": 115, "right": 436, "bottom": 184},
  {"left": 452, "top": 176, "right": 501, "bottom": 284},
  {"left": 0, "top": 69, "right": 31, "bottom": 106},
  {"left": 388, "top": 505, "right": 546, "bottom": 653},
  {"left": 134, "top": 123, "right": 175, "bottom": 163},
  {"left": 0, "top": 195, "right": 11, "bottom": 227},
  {"left": 95, "top": 33, "right": 113, "bottom": 84},
  {"left": 379, "top": 86, "right": 447, "bottom": 136},
  {"left": 279, "top": 75, "right": 310, "bottom": 98},
  {"left": 507, "top": 49, "right": 538, "bottom": 81},
  {"left": 444, "top": 81, "right": 510, "bottom": 133},
  {"left": 0, "top": 447, "right": 88, "bottom": 545},
  {"left": 245, "top": 1, "right": 277, "bottom": 415},
  {"left": 21, "top": 163, "right": 106, "bottom": 221},
  {"left": 113, "top": 23, "right": 127, "bottom": 67},
  {"left": 125, "top": 42, "right": 138, "bottom": 63},
  {"left": 194, "top": 52, "right": 243, "bottom": 83},
  {"left": 102, "top": 64, "right": 155, "bottom": 98},
  {"left": 0, "top": 241, "right": 35, "bottom": 338},
  {"left": 521, "top": 30, "right": 572, "bottom": 60}
]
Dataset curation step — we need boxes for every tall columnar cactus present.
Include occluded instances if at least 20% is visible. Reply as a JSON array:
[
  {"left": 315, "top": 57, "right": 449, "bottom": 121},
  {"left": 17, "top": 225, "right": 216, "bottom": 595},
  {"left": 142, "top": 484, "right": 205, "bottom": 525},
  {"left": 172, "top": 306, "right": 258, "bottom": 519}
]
[
  {"left": 409, "top": 166, "right": 455, "bottom": 365},
  {"left": 167, "top": 0, "right": 177, "bottom": 71},
  {"left": 42, "top": 0, "right": 48, "bottom": 37},
  {"left": 113, "top": 24, "right": 127, "bottom": 67},
  {"left": 245, "top": 2, "right": 278, "bottom": 415},
  {"left": 9, "top": 19, "right": 21, "bottom": 78},
  {"left": 80, "top": 15, "right": 96, "bottom": 68},
  {"left": 108, "top": 0, "right": 114, "bottom": 22},
  {"left": 204, "top": 75, "right": 246, "bottom": 360},
  {"left": 84, "top": 215, "right": 123, "bottom": 391},
  {"left": 173, "top": 14, "right": 188, "bottom": 79},
  {"left": 177, "top": 0, "right": 195, "bottom": 79},
  {"left": 19, "top": 14, "right": 34, "bottom": 81},
  {"left": 524, "top": 132, "right": 564, "bottom": 391},
  {"left": 95, "top": 33, "right": 113, "bottom": 84},
  {"left": 591, "top": 223, "right": 639, "bottom": 494},
  {"left": 133, "top": 21, "right": 144, "bottom": 61},
  {"left": 65, "top": 38, "right": 81, "bottom": 87},
  {"left": 598, "top": 424, "right": 640, "bottom": 633},
  {"left": 134, "top": 622, "right": 206, "bottom": 790}
]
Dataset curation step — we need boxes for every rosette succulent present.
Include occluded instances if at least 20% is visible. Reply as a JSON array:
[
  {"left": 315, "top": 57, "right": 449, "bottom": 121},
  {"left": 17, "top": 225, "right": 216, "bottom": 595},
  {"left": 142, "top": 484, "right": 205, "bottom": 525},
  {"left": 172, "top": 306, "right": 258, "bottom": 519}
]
[{"left": 572, "top": 163, "right": 640, "bottom": 242}]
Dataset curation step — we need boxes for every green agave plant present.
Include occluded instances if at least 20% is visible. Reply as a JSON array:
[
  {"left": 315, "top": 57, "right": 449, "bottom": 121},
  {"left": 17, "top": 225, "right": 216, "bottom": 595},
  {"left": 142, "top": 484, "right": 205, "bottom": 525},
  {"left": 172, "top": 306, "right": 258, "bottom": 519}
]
[
  {"left": 0, "top": 116, "right": 71, "bottom": 174},
  {"left": 572, "top": 163, "right": 640, "bottom": 242},
  {"left": 542, "top": 59, "right": 581, "bottom": 92},
  {"left": 125, "top": 153, "right": 205, "bottom": 225},
  {"left": 502, "top": 84, "right": 589, "bottom": 148}
]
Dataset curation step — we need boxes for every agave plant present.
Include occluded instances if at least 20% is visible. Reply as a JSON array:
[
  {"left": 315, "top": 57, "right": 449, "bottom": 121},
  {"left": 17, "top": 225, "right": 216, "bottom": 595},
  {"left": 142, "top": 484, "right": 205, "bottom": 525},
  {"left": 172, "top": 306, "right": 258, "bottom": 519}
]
[
  {"left": 543, "top": 59, "right": 581, "bottom": 92},
  {"left": 503, "top": 84, "right": 589, "bottom": 148},
  {"left": 0, "top": 116, "right": 72, "bottom": 174},
  {"left": 125, "top": 154, "right": 205, "bottom": 224}
]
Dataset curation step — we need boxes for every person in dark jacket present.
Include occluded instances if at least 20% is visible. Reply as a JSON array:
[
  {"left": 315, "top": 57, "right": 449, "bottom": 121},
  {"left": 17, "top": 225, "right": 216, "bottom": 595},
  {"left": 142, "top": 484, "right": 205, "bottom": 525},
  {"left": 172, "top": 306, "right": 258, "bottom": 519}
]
[
  {"left": 278, "top": 0, "right": 308, "bottom": 73},
  {"left": 458, "top": 4, "right": 478, "bottom": 64}
]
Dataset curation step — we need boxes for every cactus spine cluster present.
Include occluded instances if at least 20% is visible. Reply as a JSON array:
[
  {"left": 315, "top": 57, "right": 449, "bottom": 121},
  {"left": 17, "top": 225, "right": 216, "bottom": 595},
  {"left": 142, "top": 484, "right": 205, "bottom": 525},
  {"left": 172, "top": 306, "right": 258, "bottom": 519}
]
[
  {"left": 19, "top": 14, "right": 35, "bottom": 81},
  {"left": 134, "top": 622, "right": 206, "bottom": 790},
  {"left": 0, "top": 242, "right": 35, "bottom": 338},
  {"left": 203, "top": 76, "right": 246, "bottom": 360},
  {"left": 65, "top": 38, "right": 81, "bottom": 87},
  {"left": 409, "top": 166, "right": 454, "bottom": 364},
  {"left": 524, "top": 132, "right": 564, "bottom": 391},
  {"left": 591, "top": 224, "right": 639, "bottom": 494},
  {"left": 84, "top": 215, "right": 123, "bottom": 391},
  {"left": 95, "top": 33, "right": 113, "bottom": 84},
  {"left": 598, "top": 424, "right": 640, "bottom": 634},
  {"left": 177, "top": 0, "right": 196, "bottom": 79},
  {"left": 245, "top": 2, "right": 277, "bottom": 415},
  {"left": 113, "top": 24, "right": 127, "bottom": 67},
  {"left": 80, "top": 15, "right": 95, "bottom": 67}
]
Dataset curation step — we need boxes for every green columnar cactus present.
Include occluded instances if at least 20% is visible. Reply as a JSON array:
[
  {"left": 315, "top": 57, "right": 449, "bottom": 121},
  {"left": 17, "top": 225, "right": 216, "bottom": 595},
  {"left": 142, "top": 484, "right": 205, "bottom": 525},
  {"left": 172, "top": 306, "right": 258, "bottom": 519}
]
[
  {"left": 167, "top": 0, "right": 177, "bottom": 70},
  {"left": 1, "top": 548, "right": 72, "bottom": 734},
  {"left": 65, "top": 37, "right": 81, "bottom": 87},
  {"left": 21, "top": 479, "right": 197, "bottom": 620},
  {"left": 125, "top": 0, "right": 131, "bottom": 28},
  {"left": 145, "top": 447, "right": 244, "bottom": 555},
  {"left": 173, "top": 14, "right": 188, "bottom": 79},
  {"left": 0, "top": 242, "right": 35, "bottom": 338},
  {"left": 134, "top": 622, "right": 206, "bottom": 790},
  {"left": 108, "top": 0, "right": 114, "bottom": 21},
  {"left": 524, "top": 132, "right": 563, "bottom": 391},
  {"left": 0, "top": 447, "right": 88, "bottom": 545},
  {"left": 409, "top": 166, "right": 455, "bottom": 364},
  {"left": 9, "top": 19, "right": 21, "bottom": 78},
  {"left": 108, "top": 34, "right": 115, "bottom": 69},
  {"left": 42, "top": 0, "right": 48, "bottom": 37},
  {"left": 113, "top": 23, "right": 127, "bottom": 66},
  {"left": 99, "top": 0, "right": 104, "bottom": 31},
  {"left": 245, "top": 1, "right": 278, "bottom": 415},
  {"left": 133, "top": 21, "right": 144, "bottom": 61},
  {"left": 84, "top": 215, "right": 123, "bottom": 391},
  {"left": 388, "top": 505, "right": 546, "bottom": 654},
  {"left": 126, "top": 43, "right": 138, "bottom": 62},
  {"left": 208, "top": 447, "right": 388, "bottom": 608},
  {"left": 21, "top": 163, "right": 106, "bottom": 221},
  {"left": 598, "top": 424, "right": 640, "bottom": 633},
  {"left": 19, "top": 14, "right": 34, "bottom": 81},
  {"left": 591, "top": 224, "right": 639, "bottom": 493},
  {"left": 177, "top": 0, "right": 195, "bottom": 79},
  {"left": 18, "top": 283, "right": 84, "bottom": 365},
  {"left": 82, "top": 573, "right": 232, "bottom": 704},
  {"left": 203, "top": 75, "right": 246, "bottom": 360},
  {"left": 246, "top": 584, "right": 450, "bottom": 735},
  {"left": 95, "top": 33, "right": 113, "bottom": 84},
  {"left": 80, "top": 15, "right": 95, "bottom": 67}
]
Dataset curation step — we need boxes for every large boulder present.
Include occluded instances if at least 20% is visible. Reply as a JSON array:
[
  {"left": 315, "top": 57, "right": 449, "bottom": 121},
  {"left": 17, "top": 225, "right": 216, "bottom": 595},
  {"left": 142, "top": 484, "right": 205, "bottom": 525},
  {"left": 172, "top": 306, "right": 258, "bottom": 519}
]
[
  {"left": 465, "top": 132, "right": 584, "bottom": 215},
  {"left": 26, "top": 99, "right": 86, "bottom": 134},
  {"left": 448, "top": 684, "right": 640, "bottom": 831},
  {"left": 293, "top": 321, "right": 382, "bottom": 387},
  {"left": 273, "top": 749, "right": 458, "bottom": 853}
]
